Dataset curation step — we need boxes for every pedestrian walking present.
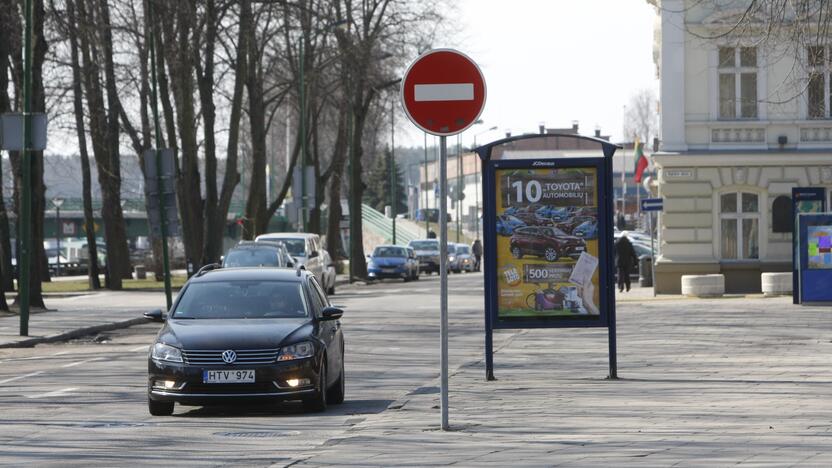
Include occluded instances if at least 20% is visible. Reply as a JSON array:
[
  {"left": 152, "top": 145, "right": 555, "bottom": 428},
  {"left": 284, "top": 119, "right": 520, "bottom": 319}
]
[
  {"left": 614, "top": 235, "right": 639, "bottom": 292},
  {"left": 471, "top": 239, "right": 483, "bottom": 272}
]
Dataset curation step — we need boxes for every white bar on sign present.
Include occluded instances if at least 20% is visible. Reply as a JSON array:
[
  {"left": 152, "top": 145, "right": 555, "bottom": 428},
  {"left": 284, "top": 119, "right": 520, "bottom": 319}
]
[{"left": 414, "top": 83, "right": 474, "bottom": 102}]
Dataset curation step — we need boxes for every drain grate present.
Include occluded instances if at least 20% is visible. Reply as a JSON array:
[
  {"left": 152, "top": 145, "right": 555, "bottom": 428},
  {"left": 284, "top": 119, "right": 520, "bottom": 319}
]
[{"left": 214, "top": 431, "right": 300, "bottom": 438}]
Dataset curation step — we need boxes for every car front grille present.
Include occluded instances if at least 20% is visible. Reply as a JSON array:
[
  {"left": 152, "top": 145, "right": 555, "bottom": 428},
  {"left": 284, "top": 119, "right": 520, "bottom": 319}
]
[
  {"left": 182, "top": 348, "right": 280, "bottom": 365},
  {"left": 184, "top": 382, "right": 280, "bottom": 394}
]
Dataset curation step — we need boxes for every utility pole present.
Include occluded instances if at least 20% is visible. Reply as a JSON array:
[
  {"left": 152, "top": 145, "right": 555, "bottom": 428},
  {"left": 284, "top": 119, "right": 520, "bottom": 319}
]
[
  {"left": 299, "top": 41, "right": 307, "bottom": 232},
  {"left": 424, "top": 132, "right": 430, "bottom": 237},
  {"left": 19, "top": 0, "right": 34, "bottom": 335}
]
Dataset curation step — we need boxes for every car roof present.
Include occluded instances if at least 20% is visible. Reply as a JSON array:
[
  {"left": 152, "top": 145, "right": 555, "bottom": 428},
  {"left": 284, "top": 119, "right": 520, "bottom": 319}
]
[
  {"left": 257, "top": 232, "right": 319, "bottom": 240},
  {"left": 231, "top": 240, "right": 284, "bottom": 249},
  {"left": 374, "top": 244, "right": 405, "bottom": 249},
  {"left": 190, "top": 267, "right": 310, "bottom": 283}
]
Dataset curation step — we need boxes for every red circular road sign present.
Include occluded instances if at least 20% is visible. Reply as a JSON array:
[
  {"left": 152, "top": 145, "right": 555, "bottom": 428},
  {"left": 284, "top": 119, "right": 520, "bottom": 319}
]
[{"left": 401, "top": 49, "right": 486, "bottom": 136}]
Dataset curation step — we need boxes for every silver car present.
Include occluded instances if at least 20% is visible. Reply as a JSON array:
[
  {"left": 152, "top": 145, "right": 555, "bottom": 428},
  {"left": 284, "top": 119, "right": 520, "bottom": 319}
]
[{"left": 255, "top": 232, "right": 337, "bottom": 295}]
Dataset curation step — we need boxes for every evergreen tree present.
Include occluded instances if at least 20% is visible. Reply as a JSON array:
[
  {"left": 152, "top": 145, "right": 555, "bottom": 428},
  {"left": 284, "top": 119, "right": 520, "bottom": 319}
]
[{"left": 364, "top": 147, "right": 407, "bottom": 215}]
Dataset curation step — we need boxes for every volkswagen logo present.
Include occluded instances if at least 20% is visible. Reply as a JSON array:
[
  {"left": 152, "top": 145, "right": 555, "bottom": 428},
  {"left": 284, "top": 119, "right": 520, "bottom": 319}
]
[{"left": 221, "top": 350, "right": 237, "bottom": 364}]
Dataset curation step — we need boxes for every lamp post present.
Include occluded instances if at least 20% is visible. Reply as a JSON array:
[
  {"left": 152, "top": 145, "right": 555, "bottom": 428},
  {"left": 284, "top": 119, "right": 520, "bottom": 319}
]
[
  {"left": 473, "top": 125, "right": 497, "bottom": 238},
  {"left": 52, "top": 197, "right": 65, "bottom": 277}
]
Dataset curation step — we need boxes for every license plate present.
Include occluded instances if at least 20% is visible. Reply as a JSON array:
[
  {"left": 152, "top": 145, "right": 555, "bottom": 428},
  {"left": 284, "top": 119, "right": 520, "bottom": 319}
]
[
  {"left": 203, "top": 369, "right": 255, "bottom": 384},
  {"left": 382, "top": 267, "right": 396, "bottom": 272},
  {"left": 575, "top": 247, "right": 585, "bottom": 251}
]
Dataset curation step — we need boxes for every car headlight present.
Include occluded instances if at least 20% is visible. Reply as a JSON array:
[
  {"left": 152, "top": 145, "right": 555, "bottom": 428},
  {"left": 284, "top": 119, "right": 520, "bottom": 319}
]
[
  {"left": 151, "top": 343, "right": 183, "bottom": 363},
  {"left": 367, "top": 261, "right": 377, "bottom": 269},
  {"left": 277, "top": 341, "right": 315, "bottom": 361},
  {"left": 448, "top": 256, "right": 456, "bottom": 262}
]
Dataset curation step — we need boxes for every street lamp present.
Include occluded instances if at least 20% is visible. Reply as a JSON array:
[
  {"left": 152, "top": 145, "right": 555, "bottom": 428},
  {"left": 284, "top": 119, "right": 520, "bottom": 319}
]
[
  {"left": 473, "top": 125, "right": 497, "bottom": 238},
  {"left": 52, "top": 197, "right": 65, "bottom": 277}
]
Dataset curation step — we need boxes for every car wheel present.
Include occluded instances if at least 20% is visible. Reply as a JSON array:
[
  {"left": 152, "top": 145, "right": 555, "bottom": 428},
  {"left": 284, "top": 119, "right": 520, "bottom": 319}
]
[
  {"left": 148, "top": 398, "right": 174, "bottom": 416},
  {"left": 327, "top": 355, "right": 345, "bottom": 405},
  {"left": 303, "top": 361, "right": 328, "bottom": 412},
  {"left": 544, "top": 248, "right": 559, "bottom": 262},
  {"left": 511, "top": 246, "right": 523, "bottom": 259}
]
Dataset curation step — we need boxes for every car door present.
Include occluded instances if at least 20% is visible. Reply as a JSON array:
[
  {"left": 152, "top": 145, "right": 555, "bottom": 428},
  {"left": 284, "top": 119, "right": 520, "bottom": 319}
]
[
  {"left": 306, "top": 238, "right": 324, "bottom": 280},
  {"left": 309, "top": 277, "right": 341, "bottom": 385}
]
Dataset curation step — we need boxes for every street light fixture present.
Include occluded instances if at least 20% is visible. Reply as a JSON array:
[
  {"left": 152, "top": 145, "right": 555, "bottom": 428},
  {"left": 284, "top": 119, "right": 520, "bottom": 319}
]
[{"left": 52, "top": 197, "right": 65, "bottom": 277}]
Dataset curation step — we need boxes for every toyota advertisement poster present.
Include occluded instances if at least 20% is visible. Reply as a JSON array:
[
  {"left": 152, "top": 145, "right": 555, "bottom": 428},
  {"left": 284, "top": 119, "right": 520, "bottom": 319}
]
[{"left": 494, "top": 165, "right": 601, "bottom": 321}]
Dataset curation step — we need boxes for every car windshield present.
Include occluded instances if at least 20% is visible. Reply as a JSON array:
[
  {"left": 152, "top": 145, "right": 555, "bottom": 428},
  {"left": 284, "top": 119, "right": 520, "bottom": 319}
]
[
  {"left": 373, "top": 246, "right": 407, "bottom": 257},
  {"left": 272, "top": 238, "right": 305, "bottom": 256},
  {"left": 447, "top": 245, "right": 457, "bottom": 254},
  {"left": 457, "top": 246, "right": 470, "bottom": 254},
  {"left": 223, "top": 248, "right": 281, "bottom": 267},
  {"left": 410, "top": 241, "right": 438, "bottom": 250},
  {"left": 172, "top": 280, "right": 307, "bottom": 319}
]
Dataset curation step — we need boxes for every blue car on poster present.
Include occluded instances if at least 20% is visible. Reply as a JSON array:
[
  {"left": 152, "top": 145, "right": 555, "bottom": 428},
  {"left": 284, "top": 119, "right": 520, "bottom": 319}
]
[
  {"left": 536, "top": 205, "right": 571, "bottom": 221},
  {"left": 573, "top": 220, "right": 598, "bottom": 239},
  {"left": 496, "top": 215, "right": 525, "bottom": 236}
]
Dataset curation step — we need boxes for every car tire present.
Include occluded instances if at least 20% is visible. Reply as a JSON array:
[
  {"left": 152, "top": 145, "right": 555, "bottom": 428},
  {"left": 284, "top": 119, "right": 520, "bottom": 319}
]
[
  {"left": 148, "top": 398, "right": 174, "bottom": 416},
  {"left": 511, "top": 246, "right": 523, "bottom": 259},
  {"left": 303, "top": 362, "right": 328, "bottom": 412},
  {"left": 327, "top": 356, "right": 345, "bottom": 405},
  {"left": 544, "top": 248, "right": 559, "bottom": 262}
]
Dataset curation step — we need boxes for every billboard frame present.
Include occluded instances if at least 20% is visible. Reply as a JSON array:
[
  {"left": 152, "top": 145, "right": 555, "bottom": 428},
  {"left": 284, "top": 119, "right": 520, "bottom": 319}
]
[{"left": 475, "top": 134, "right": 620, "bottom": 380}]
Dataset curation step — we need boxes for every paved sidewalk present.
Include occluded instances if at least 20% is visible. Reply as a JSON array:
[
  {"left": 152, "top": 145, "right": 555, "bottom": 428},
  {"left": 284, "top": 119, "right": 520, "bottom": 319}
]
[{"left": 292, "top": 294, "right": 832, "bottom": 467}]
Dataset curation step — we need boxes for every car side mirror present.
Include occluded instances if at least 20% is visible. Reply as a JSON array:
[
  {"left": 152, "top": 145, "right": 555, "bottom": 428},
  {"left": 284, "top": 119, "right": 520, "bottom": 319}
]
[
  {"left": 143, "top": 308, "right": 165, "bottom": 322},
  {"left": 320, "top": 306, "right": 343, "bottom": 320},
  {"left": 309, "top": 250, "right": 319, "bottom": 258}
]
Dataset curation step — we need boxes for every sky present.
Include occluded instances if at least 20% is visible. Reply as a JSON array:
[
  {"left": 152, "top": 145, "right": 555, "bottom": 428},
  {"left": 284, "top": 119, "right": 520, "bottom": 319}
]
[{"left": 398, "top": 0, "right": 660, "bottom": 148}]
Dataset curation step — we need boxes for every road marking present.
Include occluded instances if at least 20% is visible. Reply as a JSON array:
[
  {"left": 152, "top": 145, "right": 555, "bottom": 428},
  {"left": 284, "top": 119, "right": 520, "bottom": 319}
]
[
  {"left": 61, "top": 357, "right": 104, "bottom": 368},
  {"left": 414, "top": 83, "right": 474, "bottom": 102},
  {"left": 26, "top": 387, "right": 78, "bottom": 399},
  {"left": 130, "top": 345, "right": 149, "bottom": 352},
  {"left": 0, "top": 371, "right": 44, "bottom": 385}
]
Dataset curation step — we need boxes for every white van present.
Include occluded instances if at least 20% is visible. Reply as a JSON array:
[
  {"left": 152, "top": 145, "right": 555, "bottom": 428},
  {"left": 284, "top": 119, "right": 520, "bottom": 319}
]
[{"left": 255, "top": 232, "right": 336, "bottom": 295}]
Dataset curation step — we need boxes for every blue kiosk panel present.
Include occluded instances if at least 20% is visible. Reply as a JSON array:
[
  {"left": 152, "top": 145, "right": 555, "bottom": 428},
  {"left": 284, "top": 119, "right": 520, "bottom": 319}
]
[{"left": 798, "top": 213, "right": 832, "bottom": 304}]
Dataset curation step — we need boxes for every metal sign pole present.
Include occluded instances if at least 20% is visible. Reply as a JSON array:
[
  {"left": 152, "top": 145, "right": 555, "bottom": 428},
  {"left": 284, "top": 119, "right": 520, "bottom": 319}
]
[
  {"left": 19, "top": 0, "right": 34, "bottom": 336},
  {"left": 148, "top": 0, "right": 172, "bottom": 310},
  {"left": 649, "top": 211, "right": 657, "bottom": 297},
  {"left": 439, "top": 135, "right": 449, "bottom": 431}
]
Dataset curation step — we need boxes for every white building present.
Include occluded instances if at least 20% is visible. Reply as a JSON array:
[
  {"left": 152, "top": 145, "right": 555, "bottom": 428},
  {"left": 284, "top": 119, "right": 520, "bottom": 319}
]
[{"left": 653, "top": 1, "right": 832, "bottom": 293}]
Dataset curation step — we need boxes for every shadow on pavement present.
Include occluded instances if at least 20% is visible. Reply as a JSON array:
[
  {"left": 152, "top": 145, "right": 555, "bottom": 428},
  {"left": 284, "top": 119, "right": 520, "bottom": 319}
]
[{"left": 175, "top": 398, "right": 394, "bottom": 418}]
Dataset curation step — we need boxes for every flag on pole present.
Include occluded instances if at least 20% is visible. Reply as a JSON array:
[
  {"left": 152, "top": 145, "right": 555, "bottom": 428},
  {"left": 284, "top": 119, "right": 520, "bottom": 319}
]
[{"left": 633, "top": 138, "right": 649, "bottom": 183}]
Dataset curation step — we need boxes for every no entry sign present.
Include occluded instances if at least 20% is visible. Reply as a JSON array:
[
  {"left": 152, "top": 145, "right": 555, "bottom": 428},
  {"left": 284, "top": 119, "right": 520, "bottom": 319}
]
[{"left": 401, "top": 49, "right": 486, "bottom": 136}]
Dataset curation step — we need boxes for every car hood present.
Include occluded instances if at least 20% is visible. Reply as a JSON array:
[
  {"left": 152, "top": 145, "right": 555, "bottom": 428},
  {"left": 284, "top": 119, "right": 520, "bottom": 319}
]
[
  {"left": 160, "top": 318, "right": 311, "bottom": 350},
  {"left": 370, "top": 257, "right": 406, "bottom": 266}
]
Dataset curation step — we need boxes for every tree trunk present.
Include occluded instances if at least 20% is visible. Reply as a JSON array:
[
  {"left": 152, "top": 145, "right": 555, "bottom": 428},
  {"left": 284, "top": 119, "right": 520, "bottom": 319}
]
[
  {"left": 325, "top": 108, "right": 349, "bottom": 260},
  {"left": 164, "top": 2, "right": 204, "bottom": 269},
  {"left": 0, "top": 0, "right": 17, "bottom": 292},
  {"left": 66, "top": 0, "right": 101, "bottom": 290}
]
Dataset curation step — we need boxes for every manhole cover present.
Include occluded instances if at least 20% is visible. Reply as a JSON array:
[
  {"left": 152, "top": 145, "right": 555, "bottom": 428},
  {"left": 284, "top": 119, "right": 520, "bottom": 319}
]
[{"left": 214, "top": 431, "right": 300, "bottom": 438}]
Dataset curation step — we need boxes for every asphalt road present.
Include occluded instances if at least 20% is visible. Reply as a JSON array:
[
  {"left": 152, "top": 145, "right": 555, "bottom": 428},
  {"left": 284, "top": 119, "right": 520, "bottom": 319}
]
[{"left": 0, "top": 272, "right": 488, "bottom": 467}]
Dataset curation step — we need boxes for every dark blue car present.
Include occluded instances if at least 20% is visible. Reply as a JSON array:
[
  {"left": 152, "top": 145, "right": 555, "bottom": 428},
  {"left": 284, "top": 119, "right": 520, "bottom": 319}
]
[
  {"left": 496, "top": 215, "right": 526, "bottom": 236},
  {"left": 367, "top": 245, "right": 419, "bottom": 281}
]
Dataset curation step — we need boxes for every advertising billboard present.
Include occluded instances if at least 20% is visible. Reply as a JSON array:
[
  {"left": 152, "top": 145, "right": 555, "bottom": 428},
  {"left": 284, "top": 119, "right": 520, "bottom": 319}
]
[
  {"left": 806, "top": 225, "right": 832, "bottom": 269},
  {"left": 491, "top": 161, "right": 607, "bottom": 327}
]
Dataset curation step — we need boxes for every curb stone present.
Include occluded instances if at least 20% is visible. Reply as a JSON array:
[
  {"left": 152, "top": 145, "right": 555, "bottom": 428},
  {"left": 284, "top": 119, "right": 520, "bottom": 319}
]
[{"left": 0, "top": 316, "right": 147, "bottom": 349}]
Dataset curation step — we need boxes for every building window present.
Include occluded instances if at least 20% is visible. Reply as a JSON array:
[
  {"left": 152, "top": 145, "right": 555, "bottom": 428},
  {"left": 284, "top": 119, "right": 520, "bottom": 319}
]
[
  {"left": 771, "top": 195, "right": 792, "bottom": 233},
  {"left": 718, "top": 46, "right": 758, "bottom": 119},
  {"left": 720, "top": 191, "right": 759, "bottom": 259},
  {"left": 807, "top": 46, "right": 831, "bottom": 119}
]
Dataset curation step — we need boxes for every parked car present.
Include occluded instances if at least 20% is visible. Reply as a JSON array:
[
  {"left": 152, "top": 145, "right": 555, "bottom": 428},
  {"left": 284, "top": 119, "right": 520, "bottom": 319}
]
[
  {"left": 222, "top": 241, "right": 294, "bottom": 269},
  {"left": 408, "top": 239, "right": 441, "bottom": 274},
  {"left": 367, "top": 245, "right": 419, "bottom": 281},
  {"left": 449, "top": 243, "right": 474, "bottom": 273},
  {"left": 496, "top": 215, "right": 526, "bottom": 236},
  {"left": 255, "top": 232, "right": 336, "bottom": 295},
  {"left": 509, "top": 226, "right": 586, "bottom": 262},
  {"left": 144, "top": 267, "right": 345, "bottom": 415},
  {"left": 415, "top": 208, "right": 452, "bottom": 223},
  {"left": 503, "top": 203, "right": 544, "bottom": 217},
  {"left": 572, "top": 219, "right": 598, "bottom": 239}
]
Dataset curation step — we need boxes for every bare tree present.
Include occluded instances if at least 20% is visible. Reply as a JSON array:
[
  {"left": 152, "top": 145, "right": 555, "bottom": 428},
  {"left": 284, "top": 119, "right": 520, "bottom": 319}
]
[{"left": 623, "top": 88, "right": 659, "bottom": 144}]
